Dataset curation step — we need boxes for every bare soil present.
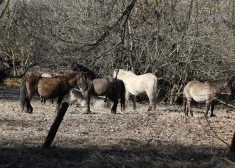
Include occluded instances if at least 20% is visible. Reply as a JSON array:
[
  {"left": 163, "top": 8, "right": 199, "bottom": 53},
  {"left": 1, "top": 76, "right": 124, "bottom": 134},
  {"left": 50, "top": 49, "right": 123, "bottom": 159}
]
[{"left": 1, "top": 84, "right": 235, "bottom": 168}]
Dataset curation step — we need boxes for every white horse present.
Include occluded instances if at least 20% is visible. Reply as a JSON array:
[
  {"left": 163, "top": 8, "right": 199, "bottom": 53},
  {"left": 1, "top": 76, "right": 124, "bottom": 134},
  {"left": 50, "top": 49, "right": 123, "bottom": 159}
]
[
  {"left": 41, "top": 73, "right": 54, "bottom": 77},
  {"left": 113, "top": 69, "right": 158, "bottom": 111}
]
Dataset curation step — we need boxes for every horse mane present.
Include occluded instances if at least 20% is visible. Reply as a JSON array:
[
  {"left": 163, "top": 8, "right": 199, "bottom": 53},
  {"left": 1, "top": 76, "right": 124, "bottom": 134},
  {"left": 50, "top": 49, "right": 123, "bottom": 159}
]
[
  {"left": 68, "top": 63, "right": 96, "bottom": 79},
  {"left": 205, "top": 79, "right": 230, "bottom": 86},
  {"left": 76, "top": 72, "right": 93, "bottom": 91},
  {"left": 118, "top": 69, "right": 135, "bottom": 75}
]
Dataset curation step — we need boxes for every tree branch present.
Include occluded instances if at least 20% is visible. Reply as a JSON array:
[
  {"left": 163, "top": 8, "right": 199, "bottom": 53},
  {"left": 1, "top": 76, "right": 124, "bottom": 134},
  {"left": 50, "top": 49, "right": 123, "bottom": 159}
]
[
  {"left": 0, "top": 0, "right": 10, "bottom": 20},
  {"left": 76, "top": 0, "right": 137, "bottom": 52}
]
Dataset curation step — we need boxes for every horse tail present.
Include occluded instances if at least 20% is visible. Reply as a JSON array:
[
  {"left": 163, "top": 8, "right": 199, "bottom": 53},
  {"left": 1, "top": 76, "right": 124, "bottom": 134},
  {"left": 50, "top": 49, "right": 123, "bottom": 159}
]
[
  {"left": 20, "top": 79, "right": 27, "bottom": 112},
  {"left": 120, "top": 80, "right": 126, "bottom": 111}
]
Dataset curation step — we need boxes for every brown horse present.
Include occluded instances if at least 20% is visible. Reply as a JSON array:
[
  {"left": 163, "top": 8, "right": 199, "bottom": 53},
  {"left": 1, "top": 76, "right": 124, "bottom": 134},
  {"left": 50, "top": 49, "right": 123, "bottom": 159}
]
[
  {"left": 183, "top": 79, "right": 233, "bottom": 117},
  {"left": 40, "top": 73, "right": 55, "bottom": 104},
  {"left": 20, "top": 73, "right": 78, "bottom": 113},
  {"left": 76, "top": 73, "right": 126, "bottom": 114}
]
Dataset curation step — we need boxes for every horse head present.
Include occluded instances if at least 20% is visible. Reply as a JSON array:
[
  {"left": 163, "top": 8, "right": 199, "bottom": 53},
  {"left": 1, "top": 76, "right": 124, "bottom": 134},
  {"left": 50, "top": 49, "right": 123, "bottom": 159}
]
[
  {"left": 69, "top": 63, "right": 96, "bottom": 79},
  {"left": 218, "top": 79, "right": 234, "bottom": 100},
  {"left": 76, "top": 72, "right": 91, "bottom": 91}
]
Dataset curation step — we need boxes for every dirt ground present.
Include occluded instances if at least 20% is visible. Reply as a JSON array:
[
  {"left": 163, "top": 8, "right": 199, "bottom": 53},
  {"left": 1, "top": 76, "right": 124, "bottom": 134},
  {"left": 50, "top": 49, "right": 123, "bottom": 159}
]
[{"left": 1, "top": 84, "right": 235, "bottom": 168}]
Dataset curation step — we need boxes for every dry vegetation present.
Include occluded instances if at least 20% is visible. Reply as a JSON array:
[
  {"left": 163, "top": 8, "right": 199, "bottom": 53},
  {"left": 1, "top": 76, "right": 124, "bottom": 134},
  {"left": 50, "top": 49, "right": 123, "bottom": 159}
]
[
  {"left": 1, "top": 84, "right": 235, "bottom": 168},
  {"left": 1, "top": 1, "right": 235, "bottom": 167}
]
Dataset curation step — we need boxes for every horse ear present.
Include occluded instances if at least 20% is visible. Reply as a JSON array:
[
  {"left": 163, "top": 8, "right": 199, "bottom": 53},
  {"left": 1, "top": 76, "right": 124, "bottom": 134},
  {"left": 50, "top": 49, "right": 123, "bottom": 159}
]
[
  {"left": 114, "top": 69, "right": 119, "bottom": 79},
  {"left": 68, "top": 63, "right": 77, "bottom": 71}
]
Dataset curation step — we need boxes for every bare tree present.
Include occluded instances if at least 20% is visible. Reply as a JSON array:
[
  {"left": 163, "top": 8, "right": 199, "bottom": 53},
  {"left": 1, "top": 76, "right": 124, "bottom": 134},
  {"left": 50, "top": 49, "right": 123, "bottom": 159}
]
[{"left": 1, "top": 0, "right": 235, "bottom": 104}]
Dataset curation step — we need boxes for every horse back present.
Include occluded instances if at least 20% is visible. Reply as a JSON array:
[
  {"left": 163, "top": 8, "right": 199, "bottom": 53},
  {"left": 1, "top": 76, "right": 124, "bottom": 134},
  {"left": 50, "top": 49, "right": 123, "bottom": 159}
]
[
  {"left": 91, "top": 77, "right": 112, "bottom": 95},
  {"left": 126, "top": 73, "right": 157, "bottom": 95},
  {"left": 184, "top": 81, "right": 216, "bottom": 102},
  {"left": 37, "top": 76, "right": 70, "bottom": 98}
]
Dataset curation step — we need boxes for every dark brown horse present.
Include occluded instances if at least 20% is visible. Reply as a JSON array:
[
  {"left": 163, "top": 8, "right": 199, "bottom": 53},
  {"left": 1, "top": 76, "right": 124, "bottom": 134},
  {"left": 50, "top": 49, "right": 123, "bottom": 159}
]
[
  {"left": 20, "top": 73, "right": 78, "bottom": 113},
  {"left": 76, "top": 73, "right": 126, "bottom": 114},
  {"left": 68, "top": 63, "right": 97, "bottom": 79},
  {"left": 183, "top": 79, "right": 233, "bottom": 117}
]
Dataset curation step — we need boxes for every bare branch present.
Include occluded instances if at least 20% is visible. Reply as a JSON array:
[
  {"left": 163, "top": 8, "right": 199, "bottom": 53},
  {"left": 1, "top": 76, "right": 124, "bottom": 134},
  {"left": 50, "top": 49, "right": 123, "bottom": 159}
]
[{"left": 0, "top": 0, "right": 10, "bottom": 20}]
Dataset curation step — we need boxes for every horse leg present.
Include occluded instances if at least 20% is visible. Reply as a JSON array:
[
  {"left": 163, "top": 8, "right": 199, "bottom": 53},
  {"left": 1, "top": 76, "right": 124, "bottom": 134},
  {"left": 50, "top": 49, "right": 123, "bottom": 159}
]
[
  {"left": 183, "top": 98, "right": 188, "bottom": 116},
  {"left": 130, "top": 94, "right": 136, "bottom": 111},
  {"left": 210, "top": 102, "right": 216, "bottom": 117},
  {"left": 56, "top": 96, "right": 64, "bottom": 112},
  {"left": 147, "top": 93, "right": 156, "bottom": 112},
  {"left": 84, "top": 91, "right": 91, "bottom": 114},
  {"left": 204, "top": 101, "right": 210, "bottom": 118},
  {"left": 150, "top": 96, "right": 157, "bottom": 112},
  {"left": 111, "top": 97, "right": 118, "bottom": 114},
  {"left": 152, "top": 95, "right": 157, "bottom": 111},
  {"left": 185, "top": 103, "right": 189, "bottom": 116},
  {"left": 187, "top": 100, "right": 193, "bottom": 117},
  {"left": 25, "top": 98, "right": 33, "bottom": 113},
  {"left": 125, "top": 91, "right": 130, "bottom": 109},
  {"left": 26, "top": 92, "right": 34, "bottom": 113},
  {"left": 111, "top": 103, "right": 117, "bottom": 114}
]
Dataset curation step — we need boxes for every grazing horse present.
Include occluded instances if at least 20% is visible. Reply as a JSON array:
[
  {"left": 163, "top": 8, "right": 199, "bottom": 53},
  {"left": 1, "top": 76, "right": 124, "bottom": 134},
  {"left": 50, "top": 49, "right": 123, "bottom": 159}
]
[
  {"left": 69, "top": 88, "right": 112, "bottom": 108},
  {"left": 40, "top": 73, "right": 55, "bottom": 104},
  {"left": 76, "top": 73, "right": 126, "bottom": 114},
  {"left": 113, "top": 69, "right": 158, "bottom": 112},
  {"left": 20, "top": 73, "right": 78, "bottom": 113},
  {"left": 183, "top": 79, "right": 233, "bottom": 117}
]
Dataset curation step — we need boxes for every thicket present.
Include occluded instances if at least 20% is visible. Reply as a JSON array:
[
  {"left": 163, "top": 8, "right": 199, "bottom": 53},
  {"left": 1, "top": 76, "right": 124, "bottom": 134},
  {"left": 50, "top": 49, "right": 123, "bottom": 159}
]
[{"left": 0, "top": 0, "right": 235, "bottom": 103}]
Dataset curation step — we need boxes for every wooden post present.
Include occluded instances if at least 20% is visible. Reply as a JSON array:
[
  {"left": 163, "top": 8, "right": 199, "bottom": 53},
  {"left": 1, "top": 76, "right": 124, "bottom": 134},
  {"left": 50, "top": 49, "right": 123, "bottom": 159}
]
[
  {"left": 230, "top": 131, "right": 235, "bottom": 153},
  {"left": 42, "top": 102, "right": 69, "bottom": 149}
]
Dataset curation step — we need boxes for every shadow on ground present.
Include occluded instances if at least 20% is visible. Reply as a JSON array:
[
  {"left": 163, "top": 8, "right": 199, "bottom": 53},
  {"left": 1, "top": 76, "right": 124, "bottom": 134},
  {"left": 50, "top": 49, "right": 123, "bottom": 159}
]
[
  {"left": 0, "top": 85, "right": 20, "bottom": 101},
  {"left": 0, "top": 139, "right": 235, "bottom": 168}
]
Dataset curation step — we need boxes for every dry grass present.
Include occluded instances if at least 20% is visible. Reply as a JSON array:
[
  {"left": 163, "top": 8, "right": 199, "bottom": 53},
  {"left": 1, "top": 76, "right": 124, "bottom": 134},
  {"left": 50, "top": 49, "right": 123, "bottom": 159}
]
[
  {"left": 2, "top": 77, "right": 22, "bottom": 86},
  {"left": 1, "top": 85, "right": 235, "bottom": 167}
]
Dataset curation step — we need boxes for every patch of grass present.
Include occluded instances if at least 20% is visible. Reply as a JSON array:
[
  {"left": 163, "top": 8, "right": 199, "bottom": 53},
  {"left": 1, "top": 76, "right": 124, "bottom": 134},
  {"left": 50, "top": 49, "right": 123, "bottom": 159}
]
[{"left": 2, "top": 77, "right": 22, "bottom": 86}]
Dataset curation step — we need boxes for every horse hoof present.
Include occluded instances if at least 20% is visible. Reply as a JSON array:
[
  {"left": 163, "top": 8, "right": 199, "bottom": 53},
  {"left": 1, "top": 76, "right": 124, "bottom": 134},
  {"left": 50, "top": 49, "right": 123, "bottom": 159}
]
[
  {"left": 26, "top": 110, "right": 32, "bottom": 114},
  {"left": 111, "top": 110, "right": 116, "bottom": 114},
  {"left": 204, "top": 114, "right": 209, "bottom": 119},
  {"left": 210, "top": 114, "right": 216, "bottom": 117},
  {"left": 84, "top": 111, "right": 92, "bottom": 114}
]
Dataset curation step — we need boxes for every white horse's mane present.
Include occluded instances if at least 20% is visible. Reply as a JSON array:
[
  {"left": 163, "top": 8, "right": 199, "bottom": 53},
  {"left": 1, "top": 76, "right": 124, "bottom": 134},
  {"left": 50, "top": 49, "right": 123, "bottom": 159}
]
[{"left": 118, "top": 69, "right": 135, "bottom": 75}]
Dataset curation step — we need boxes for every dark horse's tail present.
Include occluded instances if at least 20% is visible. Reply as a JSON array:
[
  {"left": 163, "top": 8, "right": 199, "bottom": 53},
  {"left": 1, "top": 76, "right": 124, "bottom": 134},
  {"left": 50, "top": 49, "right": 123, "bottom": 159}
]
[
  {"left": 20, "top": 79, "right": 27, "bottom": 112},
  {"left": 119, "top": 80, "right": 126, "bottom": 111}
]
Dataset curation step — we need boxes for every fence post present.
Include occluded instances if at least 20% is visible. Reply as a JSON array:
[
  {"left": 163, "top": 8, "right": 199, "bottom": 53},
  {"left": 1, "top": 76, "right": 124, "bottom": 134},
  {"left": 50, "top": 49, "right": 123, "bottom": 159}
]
[
  {"left": 42, "top": 102, "right": 69, "bottom": 149},
  {"left": 230, "top": 131, "right": 235, "bottom": 153}
]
